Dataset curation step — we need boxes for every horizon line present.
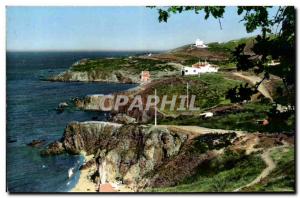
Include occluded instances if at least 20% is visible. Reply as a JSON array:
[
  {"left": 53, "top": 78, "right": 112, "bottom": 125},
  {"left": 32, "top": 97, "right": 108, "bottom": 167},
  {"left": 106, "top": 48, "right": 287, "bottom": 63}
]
[
  {"left": 6, "top": 49, "right": 167, "bottom": 53},
  {"left": 6, "top": 35, "right": 260, "bottom": 53}
]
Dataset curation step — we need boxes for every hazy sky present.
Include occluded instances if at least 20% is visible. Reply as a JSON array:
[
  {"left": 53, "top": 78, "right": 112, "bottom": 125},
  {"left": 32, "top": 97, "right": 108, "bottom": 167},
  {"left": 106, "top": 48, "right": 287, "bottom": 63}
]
[{"left": 6, "top": 6, "right": 278, "bottom": 51}]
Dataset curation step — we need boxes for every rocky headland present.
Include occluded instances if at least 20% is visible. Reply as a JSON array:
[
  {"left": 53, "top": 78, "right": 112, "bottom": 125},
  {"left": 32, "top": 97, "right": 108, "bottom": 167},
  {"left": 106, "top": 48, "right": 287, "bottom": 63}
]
[
  {"left": 48, "top": 56, "right": 183, "bottom": 84},
  {"left": 41, "top": 121, "right": 293, "bottom": 192},
  {"left": 49, "top": 69, "right": 140, "bottom": 83}
]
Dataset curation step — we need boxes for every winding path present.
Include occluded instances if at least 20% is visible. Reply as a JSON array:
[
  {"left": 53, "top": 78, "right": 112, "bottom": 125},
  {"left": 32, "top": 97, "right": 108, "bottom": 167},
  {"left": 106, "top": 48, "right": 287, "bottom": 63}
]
[
  {"left": 233, "top": 149, "right": 275, "bottom": 192},
  {"left": 158, "top": 125, "right": 290, "bottom": 193},
  {"left": 233, "top": 142, "right": 290, "bottom": 192}
]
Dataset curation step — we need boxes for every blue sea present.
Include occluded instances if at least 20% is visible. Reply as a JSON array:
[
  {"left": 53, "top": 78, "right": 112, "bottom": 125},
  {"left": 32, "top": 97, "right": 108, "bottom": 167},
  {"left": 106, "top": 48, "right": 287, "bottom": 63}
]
[{"left": 6, "top": 51, "right": 140, "bottom": 192}]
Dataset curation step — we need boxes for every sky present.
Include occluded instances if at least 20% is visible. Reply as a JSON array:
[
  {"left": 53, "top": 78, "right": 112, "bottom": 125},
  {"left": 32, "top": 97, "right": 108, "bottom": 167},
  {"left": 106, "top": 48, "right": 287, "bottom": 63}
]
[{"left": 6, "top": 6, "right": 278, "bottom": 51}]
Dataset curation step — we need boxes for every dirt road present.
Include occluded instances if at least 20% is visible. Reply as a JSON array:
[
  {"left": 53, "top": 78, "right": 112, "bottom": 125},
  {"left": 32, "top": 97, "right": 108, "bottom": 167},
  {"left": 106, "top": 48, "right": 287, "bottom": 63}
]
[{"left": 157, "top": 125, "right": 245, "bottom": 139}]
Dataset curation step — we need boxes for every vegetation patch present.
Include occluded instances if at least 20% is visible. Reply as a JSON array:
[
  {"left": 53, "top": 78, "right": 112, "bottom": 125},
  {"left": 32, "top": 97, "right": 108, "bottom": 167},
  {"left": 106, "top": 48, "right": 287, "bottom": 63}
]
[
  {"left": 153, "top": 73, "right": 243, "bottom": 114},
  {"left": 143, "top": 133, "right": 236, "bottom": 189},
  {"left": 242, "top": 147, "right": 295, "bottom": 192},
  {"left": 159, "top": 101, "right": 294, "bottom": 133},
  {"left": 147, "top": 150, "right": 265, "bottom": 192},
  {"left": 192, "top": 132, "right": 236, "bottom": 153},
  {"left": 207, "top": 37, "right": 255, "bottom": 54},
  {"left": 70, "top": 57, "right": 176, "bottom": 73}
]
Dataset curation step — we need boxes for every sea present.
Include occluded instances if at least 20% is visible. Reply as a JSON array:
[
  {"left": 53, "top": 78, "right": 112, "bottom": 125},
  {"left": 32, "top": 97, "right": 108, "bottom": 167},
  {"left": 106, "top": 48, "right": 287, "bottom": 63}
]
[{"left": 6, "top": 51, "right": 142, "bottom": 192}]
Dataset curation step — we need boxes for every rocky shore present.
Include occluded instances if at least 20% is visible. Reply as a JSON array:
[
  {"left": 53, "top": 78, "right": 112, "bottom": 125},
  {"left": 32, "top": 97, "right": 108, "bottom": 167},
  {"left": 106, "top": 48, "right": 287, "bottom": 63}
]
[
  {"left": 42, "top": 121, "right": 190, "bottom": 190},
  {"left": 40, "top": 118, "right": 294, "bottom": 192},
  {"left": 71, "top": 153, "right": 97, "bottom": 192}
]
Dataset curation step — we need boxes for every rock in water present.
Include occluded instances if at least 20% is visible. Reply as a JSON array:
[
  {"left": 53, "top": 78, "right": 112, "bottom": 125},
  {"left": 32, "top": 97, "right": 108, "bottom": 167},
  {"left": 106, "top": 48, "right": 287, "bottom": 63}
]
[
  {"left": 40, "top": 141, "right": 65, "bottom": 156},
  {"left": 7, "top": 136, "right": 17, "bottom": 143},
  {"left": 27, "top": 139, "right": 46, "bottom": 147},
  {"left": 58, "top": 102, "right": 68, "bottom": 108}
]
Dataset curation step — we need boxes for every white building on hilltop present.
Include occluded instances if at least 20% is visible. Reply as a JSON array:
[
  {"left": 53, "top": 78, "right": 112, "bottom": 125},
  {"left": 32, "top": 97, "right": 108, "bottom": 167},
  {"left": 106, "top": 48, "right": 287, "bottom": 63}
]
[
  {"left": 181, "top": 60, "right": 218, "bottom": 76},
  {"left": 195, "top": 39, "right": 208, "bottom": 48}
]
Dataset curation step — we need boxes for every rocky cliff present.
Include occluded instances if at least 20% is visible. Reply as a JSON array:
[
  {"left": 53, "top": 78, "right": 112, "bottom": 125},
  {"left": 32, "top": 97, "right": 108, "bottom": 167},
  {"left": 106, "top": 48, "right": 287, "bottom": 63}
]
[
  {"left": 43, "top": 121, "right": 190, "bottom": 188},
  {"left": 41, "top": 121, "right": 241, "bottom": 191}
]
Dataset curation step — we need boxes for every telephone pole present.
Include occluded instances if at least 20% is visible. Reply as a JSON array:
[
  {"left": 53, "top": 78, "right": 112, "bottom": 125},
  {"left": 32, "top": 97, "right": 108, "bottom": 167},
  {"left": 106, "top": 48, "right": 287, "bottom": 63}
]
[
  {"left": 154, "top": 89, "right": 157, "bottom": 126},
  {"left": 186, "top": 82, "right": 189, "bottom": 109}
]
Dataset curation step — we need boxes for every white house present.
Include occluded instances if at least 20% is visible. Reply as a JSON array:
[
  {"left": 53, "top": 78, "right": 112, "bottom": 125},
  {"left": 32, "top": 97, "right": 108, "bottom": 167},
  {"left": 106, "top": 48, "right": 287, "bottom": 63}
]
[
  {"left": 182, "top": 66, "right": 202, "bottom": 75},
  {"left": 195, "top": 39, "right": 208, "bottom": 48},
  {"left": 181, "top": 61, "right": 219, "bottom": 76}
]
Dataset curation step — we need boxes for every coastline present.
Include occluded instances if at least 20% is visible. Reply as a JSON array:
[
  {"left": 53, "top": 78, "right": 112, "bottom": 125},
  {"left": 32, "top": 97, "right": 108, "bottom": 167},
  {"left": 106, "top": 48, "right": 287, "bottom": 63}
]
[
  {"left": 70, "top": 152, "right": 134, "bottom": 193},
  {"left": 70, "top": 153, "right": 97, "bottom": 192}
]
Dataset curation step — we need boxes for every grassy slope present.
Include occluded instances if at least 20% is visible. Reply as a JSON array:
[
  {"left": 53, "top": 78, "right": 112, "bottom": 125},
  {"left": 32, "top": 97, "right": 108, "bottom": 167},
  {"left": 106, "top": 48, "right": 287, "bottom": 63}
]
[
  {"left": 71, "top": 57, "right": 176, "bottom": 73},
  {"left": 155, "top": 72, "right": 243, "bottom": 114},
  {"left": 159, "top": 101, "right": 294, "bottom": 133},
  {"left": 243, "top": 147, "right": 295, "bottom": 192},
  {"left": 70, "top": 37, "right": 257, "bottom": 73},
  {"left": 148, "top": 147, "right": 295, "bottom": 192},
  {"left": 71, "top": 37, "right": 253, "bottom": 73},
  {"left": 143, "top": 72, "right": 293, "bottom": 133},
  {"left": 207, "top": 37, "right": 255, "bottom": 54},
  {"left": 148, "top": 151, "right": 266, "bottom": 192},
  {"left": 71, "top": 58, "right": 125, "bottom": 72},
  {"left": 176, "top": 37, "right": 256, "bottom": 68},
  {"left": 206, "top": 37, "right": 255, "bottom": 69},
  {"left": 156, "top": 72, "right": 293, "bottom": 133}
]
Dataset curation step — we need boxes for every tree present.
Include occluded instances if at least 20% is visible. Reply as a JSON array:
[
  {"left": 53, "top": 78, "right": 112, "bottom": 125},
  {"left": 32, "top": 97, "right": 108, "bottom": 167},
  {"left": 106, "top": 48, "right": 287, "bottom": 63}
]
[{"left": 150, "top": 6, "right": 295, "bottom": 108}]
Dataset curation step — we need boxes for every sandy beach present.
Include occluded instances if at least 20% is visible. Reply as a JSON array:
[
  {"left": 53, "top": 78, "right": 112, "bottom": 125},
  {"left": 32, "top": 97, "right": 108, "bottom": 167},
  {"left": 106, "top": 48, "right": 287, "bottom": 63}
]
[
  {"left": 70, "top": 152, "right": 134, "bottom": 193},
  {"left": 71, "top": 168, "right": 97, "bottom": 192},
  {"left": 71, "top": 153, "right": 97, "bottom": 192}
]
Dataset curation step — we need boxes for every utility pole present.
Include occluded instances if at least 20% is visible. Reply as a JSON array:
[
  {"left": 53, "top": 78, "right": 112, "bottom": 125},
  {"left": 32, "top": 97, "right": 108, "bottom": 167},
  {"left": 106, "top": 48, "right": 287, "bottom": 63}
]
[
  {"left": 154, "top": 89, "right": 157, "bottom": 126},
  {"left": 186, "top": 82, "right": 189, "bottom": 110}
]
